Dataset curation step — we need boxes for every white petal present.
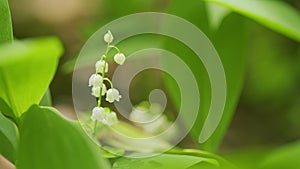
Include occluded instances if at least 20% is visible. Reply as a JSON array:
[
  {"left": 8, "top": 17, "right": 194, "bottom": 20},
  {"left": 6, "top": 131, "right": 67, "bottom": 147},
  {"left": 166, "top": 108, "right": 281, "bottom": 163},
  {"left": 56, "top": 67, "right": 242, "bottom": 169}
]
[
  {"left": 95, "top": 60, "right": 108, "bottom": 73},
  {"left": 101, "top": 84, "right": 107, "bottom": 96},
  {"left": 106, "top": 112, "right": 118, "bottom": 126},
  {"left": 114, "top": 53, "right": 126, "bottom": 65},
  {"left": 88, "top": 74, "right": 96, "bottom": 87},
  {"left": 91, "top": 86, "right": 100, "bottom": 97},
  {"left": 104, "top": 30, "right": 113, "bottom": 43},
  {"left": 106, "top": 89, "right": 115, "bottom": 103},
  {"left": 91, "top": 113, "right": 97, "bottom": 121},
  {"left": 91, "top": 107, "right": 105, "bottom": 121},
  {"left": 112, "top": 89, "right": 121, "bottom": 102},
  {"left": 93, "top": 75, "right": 103, "bottom": 87}
]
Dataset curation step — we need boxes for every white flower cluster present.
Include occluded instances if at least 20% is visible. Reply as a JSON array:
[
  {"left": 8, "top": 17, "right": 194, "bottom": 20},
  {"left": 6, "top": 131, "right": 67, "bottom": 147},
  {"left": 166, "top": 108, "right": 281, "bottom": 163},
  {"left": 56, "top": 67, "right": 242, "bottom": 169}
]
[
  {"left": 89, "top": 30, "right": 126, "bottom": 126},
  {"left": 129, "top": 101, "right": 178, "bottom": 141},
  {"left": 91, "top": 107, "right": 118, "bottom": 126}
]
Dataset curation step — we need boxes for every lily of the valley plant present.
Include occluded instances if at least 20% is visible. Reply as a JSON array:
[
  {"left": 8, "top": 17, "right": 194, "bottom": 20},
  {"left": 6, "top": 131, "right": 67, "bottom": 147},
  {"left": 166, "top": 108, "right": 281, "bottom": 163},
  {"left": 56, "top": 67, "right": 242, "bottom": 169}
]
[{"left": 88, "top": 30, "right": 126, "bottom": 135}]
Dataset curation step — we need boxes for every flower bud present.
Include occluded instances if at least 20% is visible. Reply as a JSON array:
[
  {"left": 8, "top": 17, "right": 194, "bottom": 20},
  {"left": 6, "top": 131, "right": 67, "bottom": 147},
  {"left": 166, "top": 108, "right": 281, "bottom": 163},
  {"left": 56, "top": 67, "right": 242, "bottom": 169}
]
[
  {"left": 114, "top": 53, "right": 126, "bottom": 65},
  {"left": 91, "top": 86, "right": 100, "bottom": 97},
  {"left": 95, "top": 60, "right": 108, "bottom": 74},
  {"left": 104, "top": 30, "right": 113, "bottom": 43},
  {"left": 91, "top": 107, "right": 105, "bottom": 121},
  {"left": 106, "top": 88, "right": 122, "bottom": 103},
  {"left": 88, "top": 74, "right": 103, "bottom": 87},
  {"left": 105, "top": 111, "right": 118, "bottom": 126}
]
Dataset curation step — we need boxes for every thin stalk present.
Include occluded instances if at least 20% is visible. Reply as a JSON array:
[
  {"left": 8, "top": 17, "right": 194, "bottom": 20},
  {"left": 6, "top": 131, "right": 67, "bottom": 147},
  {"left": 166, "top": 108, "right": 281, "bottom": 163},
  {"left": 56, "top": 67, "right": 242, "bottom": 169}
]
[{"left": 93, "top": 42, "right": 110, "bottom": 137}]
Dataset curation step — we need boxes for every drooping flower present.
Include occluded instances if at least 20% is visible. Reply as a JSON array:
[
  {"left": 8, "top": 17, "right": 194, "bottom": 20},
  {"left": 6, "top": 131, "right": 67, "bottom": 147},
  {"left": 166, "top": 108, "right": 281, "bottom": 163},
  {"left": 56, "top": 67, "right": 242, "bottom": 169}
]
[
  {"left": 114, "top": 53, "right": 126, "bottom": 65},
  {"left": 91, "top": 107, "right": 118, "bottom": 126},
  {"left": 106, "top": 88, "right": 122, "bottom": 103},
  {"left": 104, "top": 30, "right": 113, "bottom": 43},
  {"left": 91, "top": 84, "right": 107, "bottom": 97},
  {"left": 104, "top": 111, "right": 118, "bottom": 126},
  {"left": 91, "top": 86, "right": 100, "bottom": 97},
  {"left": 88, "top": 74, "right": 103, "bottom": 87},
  {"left": 95, "top": 60, "right": 108, "bottom": 74},
  {"left": 91, "top": 107, "right": 105, "bottom": 121}
]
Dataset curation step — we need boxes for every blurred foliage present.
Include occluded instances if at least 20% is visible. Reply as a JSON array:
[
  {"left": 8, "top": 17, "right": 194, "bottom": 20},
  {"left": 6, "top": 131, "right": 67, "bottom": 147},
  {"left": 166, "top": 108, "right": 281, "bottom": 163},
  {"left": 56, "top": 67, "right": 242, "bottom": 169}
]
[
  {"left": 1, "top": 0, "right": 300, "bottom": 168},
  {"left": 165, "top": 0, "right": 246, "bottom": 152},
  {"left": 113, "top": 154, "right": 219, "bottom": 169},
  {"left": 0, "top": 0, "right": 13, "bottom": 43},
  {"left": 0, "top": 113, "right": 17, "bottom": 162},
  {"left": 208, "top": 0, "right": 300, "bottom": 42},
  {"left": 0, "top": 38, "right": 62, "bottom": 118},
  {"left": 17, "top": 105, "right": 110, "bottom": 169}
]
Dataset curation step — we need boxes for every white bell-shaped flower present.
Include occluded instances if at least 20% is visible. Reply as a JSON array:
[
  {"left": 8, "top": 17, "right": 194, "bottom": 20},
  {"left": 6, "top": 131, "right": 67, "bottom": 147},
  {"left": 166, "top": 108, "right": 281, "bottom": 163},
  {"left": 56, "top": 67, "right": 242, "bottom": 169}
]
[
  {"left": 91, "top": 84, "right": 107, "bottom": 97},
  {"left": 104, "top": 111, "right": 118, "bottom": 126},
  {"left": 114, "top": 53, "right": 126, "bottom": 65},
  {"left": 88, "top": 74, "right": 103, "bottom": 87},
  {"left": 104, "top": 30, "right": 113, "bottom": 43},
  {"left": 91, "top": 86, "right": 100, "bottom": 97},
  {"left": 91, "top": 107, "right": 118, "bottom": 126},
  {"left": 91, "top": 107, "right": 105, "bottom": 121},
  {"left": 95, "top": 60, "right": 108, "bottom": 74},
  {"left": 106, "top": 88, "right": 122, "bottom": 103}
]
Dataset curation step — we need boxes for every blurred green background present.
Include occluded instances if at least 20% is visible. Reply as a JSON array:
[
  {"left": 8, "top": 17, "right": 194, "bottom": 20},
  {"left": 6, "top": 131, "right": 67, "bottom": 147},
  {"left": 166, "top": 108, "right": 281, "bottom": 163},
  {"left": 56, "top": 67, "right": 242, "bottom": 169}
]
[{"left": 7, "top": 0, "right": 300, "bottom": 154}]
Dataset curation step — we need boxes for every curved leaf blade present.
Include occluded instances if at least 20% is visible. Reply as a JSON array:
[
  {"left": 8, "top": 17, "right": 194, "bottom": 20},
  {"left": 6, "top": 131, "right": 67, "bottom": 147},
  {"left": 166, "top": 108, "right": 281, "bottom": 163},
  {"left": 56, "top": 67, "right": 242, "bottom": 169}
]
[
  {"left": 39, "top": 89, "right": 52, "bottom": 106},
  {"left": 199, "top": 13, "right": 246, "bottom": 151},
  {"left": 0, "top": 0, "right": 13, "bottom": 43},
  {"left": 113, "top": 154, "right": 218, "bottom": 169},
  {"left": 207, "top": 0, "right": 300, "bottom": 42},
  {"left": 17, "top": 105, "right": 110, "bottom": 169},
  {"left": 259, "top": 141, "right": 300, "bottom": 169},
  {"left": 165, "top": 1, "right": 246, "bottom": 152},
  {"left": 0, "top": 113, "right": 18, "bottom": 162},
  {"left": 0, "top": 37, "right": 63, "bottom": 117}
]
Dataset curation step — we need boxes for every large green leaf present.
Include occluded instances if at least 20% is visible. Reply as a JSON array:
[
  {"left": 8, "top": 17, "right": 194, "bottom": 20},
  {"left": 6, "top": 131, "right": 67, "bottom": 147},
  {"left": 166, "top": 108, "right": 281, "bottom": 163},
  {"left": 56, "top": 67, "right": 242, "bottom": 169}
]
[
  {"left": 113, "top": 148, "right": 236, "bottom": 169},
  {"left": 206, "top": 2, "right": 231, "bottom": 31},
  {"left": 0, "top": 0, "right": 13, "bottom": 43},
  {"left": 167, "top": 148, "right": 236, "bottom": 169},
  {"left": 165, "top": 1, "right": 246, "bottom": 152},
  {"left": 0, "top": 113, "right": 18, "bottom": 162},
  {"left": 39, "top": 89, "right": 52, "bottom": 106},
  {"left": 113, "top": 154, "right": 218, "bottom": 169},
  {"left": 199, "top": 13, "right": 246, "bottom": 151},
  {"left": 0, "top": 37, "right": 62, "bottom": 118},
  {"left": 258, "top": 141, "right": 300, "bottom": 169},
  {"left": 206, "top": 0, "right": 300, "bottom": 42},
  {"left": 16, "top": 105, "right": 110, "bottom": 169},
  {"left": 222, "top": 147, "right": 272, "bottom": 169}
]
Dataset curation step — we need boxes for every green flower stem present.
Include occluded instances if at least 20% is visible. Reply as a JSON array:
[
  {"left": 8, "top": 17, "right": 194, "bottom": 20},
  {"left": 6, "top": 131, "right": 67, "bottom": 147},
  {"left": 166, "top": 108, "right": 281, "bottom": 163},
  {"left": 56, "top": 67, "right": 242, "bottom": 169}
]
[
  {"left": 104, "top": 78, "right": 114, "bottom": 88},
  {"left": 93, "top": 120, "right": 98, "bottom": 138},
  {"left": 109, "top": 45, "right": 120, "bottom": 53},
  {"left": 93, "top": 42, "right": 110, "bottom": 137}
]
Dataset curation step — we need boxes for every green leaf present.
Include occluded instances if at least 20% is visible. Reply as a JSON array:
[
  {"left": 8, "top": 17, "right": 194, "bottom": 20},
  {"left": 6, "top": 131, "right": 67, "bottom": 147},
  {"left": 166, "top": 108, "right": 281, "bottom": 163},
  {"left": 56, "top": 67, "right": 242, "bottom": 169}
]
[
  {"left": 165, "top": 1, "right": 246, "bottom": 152},
  {"left": 0, "top": 0, "right": 13, "bottom": 43},
  {"left": 0, "top": 113, "right": 18, "bottom": 162},
  {"left": 259, "top": 141, "right": 300, "bottom": 169},
  {"left": 113, "top": 154, "right": 218, "bottom": 169},
  {"left": 167, "top": 148, "right": 236, "bottom": 169},
  {"left": 0, "top": 98, "right": 15, "bottom": 120},
  {"left": 199, "top": 13, "right": 246, "bottom": 151},
  {"left": 206, "top": 0, "right": 300, "bottom": 42},
  {"left": 39, "top": 89, "right": 52, "bottom": 106},
  {"left": 222, "top": 147, "right": 271, "bottom": 169},
  {"left": 206, "top": 2, "right": 231, "bottom": 31},
  {"left": 0, "top": 37, "right": 63, "bottom": 118},
  {"left": 16, "top": 105, "right": 110, "bottom": 169}
]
